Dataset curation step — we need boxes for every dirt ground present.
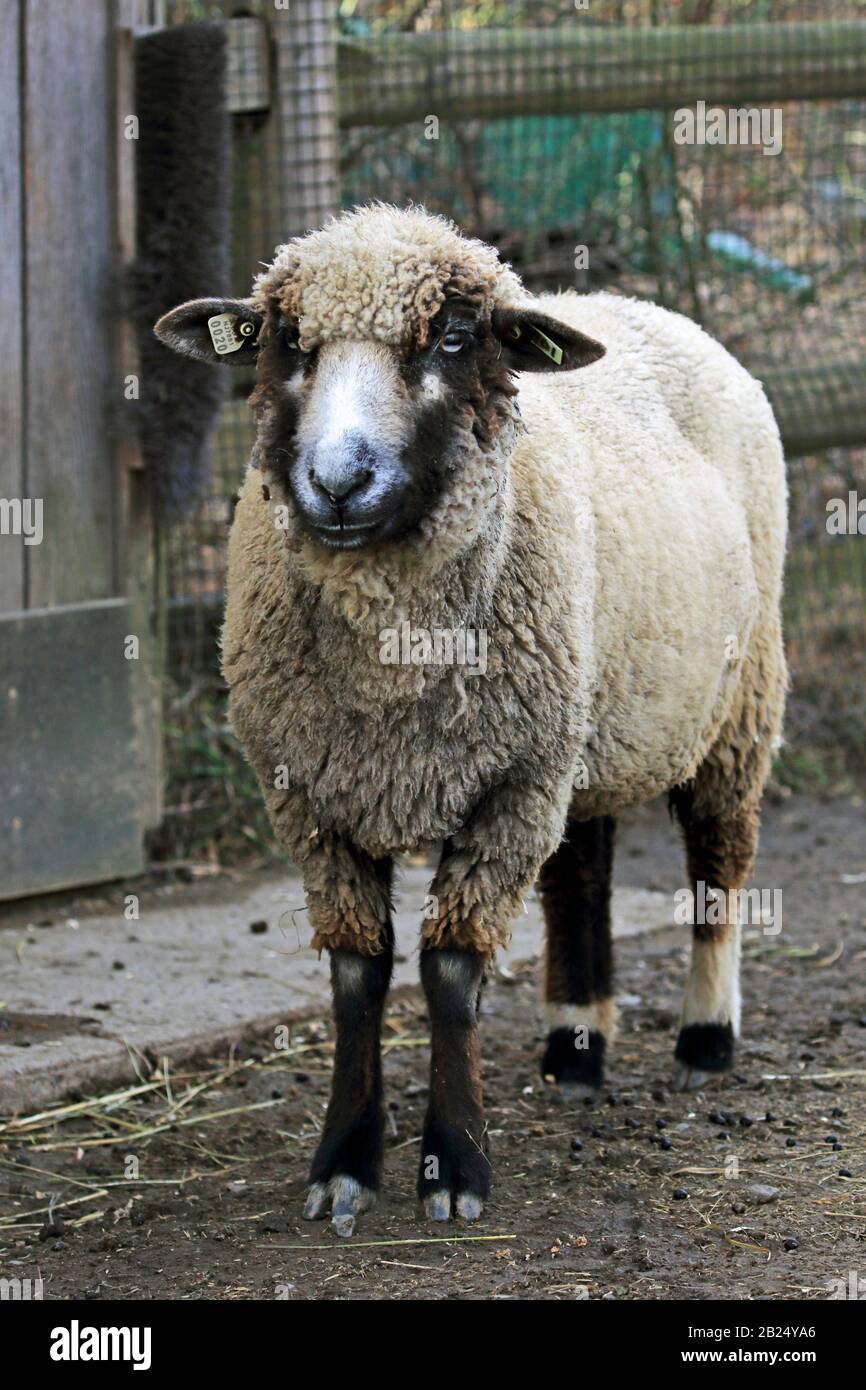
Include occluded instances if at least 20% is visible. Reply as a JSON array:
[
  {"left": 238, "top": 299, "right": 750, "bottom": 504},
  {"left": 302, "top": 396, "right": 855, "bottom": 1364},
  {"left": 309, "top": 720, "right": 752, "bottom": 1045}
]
[{"left": 1, "top": 792, "right": 864, "bottom": 1301}]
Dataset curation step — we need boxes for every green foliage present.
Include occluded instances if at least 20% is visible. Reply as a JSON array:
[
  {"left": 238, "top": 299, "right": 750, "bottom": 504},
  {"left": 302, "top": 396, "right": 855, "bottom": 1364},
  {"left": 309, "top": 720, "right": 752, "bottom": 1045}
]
[
  {"left": 773, "top": 742, "right": 855, "bottom": 795},
  {"left": 151, "top": 679, "right": 278, "bottom": 867}
]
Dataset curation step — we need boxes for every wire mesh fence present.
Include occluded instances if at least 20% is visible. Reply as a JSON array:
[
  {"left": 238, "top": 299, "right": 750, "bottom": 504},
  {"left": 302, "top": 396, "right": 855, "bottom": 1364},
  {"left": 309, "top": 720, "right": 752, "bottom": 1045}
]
[{"left": 153, "top": 0, "right": 866, "bottom": 862}]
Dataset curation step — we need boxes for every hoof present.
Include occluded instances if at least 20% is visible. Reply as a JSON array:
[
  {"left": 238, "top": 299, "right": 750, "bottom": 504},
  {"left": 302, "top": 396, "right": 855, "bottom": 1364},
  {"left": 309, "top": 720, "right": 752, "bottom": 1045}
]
[
  {"left": 673, "top": 1022, "right": 734, "bottom": 1090},
  {"left": 672, "top": 1062, "right": 720, "bottom": 1092},
  {"left": 418, "top": 1113, "right": 490, "bottom": 1220},
  {"left": 456, "top": 1192, "right": 484, "bottom": 1221},
  {"left": 424, "top": 1190, "right": 452, "bottom": 1221},
  {"left": 303, "top": 1175, "right": 375, "bottom": 1237},
  {"left": 541, "top": 1027, "right": 606, "bottom": 1093},
  {"left": 553, "top": 1082, "right": 601, "bottom": 1103},
  {"left": 423, "top": 1189, "right": 484, "bottom": 1223}
]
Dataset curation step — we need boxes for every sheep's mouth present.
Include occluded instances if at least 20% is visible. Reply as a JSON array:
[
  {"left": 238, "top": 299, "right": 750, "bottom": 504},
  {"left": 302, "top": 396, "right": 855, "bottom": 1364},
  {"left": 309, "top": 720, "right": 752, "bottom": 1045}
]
[{"left": 308, "top": 519, "right": 384, "bottom": 550}]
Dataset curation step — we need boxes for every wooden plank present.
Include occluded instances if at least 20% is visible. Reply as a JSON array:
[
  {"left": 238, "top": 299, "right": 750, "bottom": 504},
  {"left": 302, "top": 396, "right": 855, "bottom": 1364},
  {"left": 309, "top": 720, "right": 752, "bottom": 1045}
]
[
  {"left": 24, "top": 0, "right": 115, "bottom": 607},
  {"left": 0, "top": 600, "right": 148, "bottom": 899},
  {"left": 0, "top": 0, "right": 24, "bottom": 613},
  {"left": 113, "top": 10, "right": 162, "bottom": 831},
  {"left": 336, "top": 21, "right": 866, "bottom": 127}
]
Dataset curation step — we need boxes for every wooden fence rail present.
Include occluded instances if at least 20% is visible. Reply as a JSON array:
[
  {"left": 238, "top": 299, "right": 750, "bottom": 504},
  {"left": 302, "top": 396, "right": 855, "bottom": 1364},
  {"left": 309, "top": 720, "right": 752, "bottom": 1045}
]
[
  {"left": 763, "top": 363, "right": 866, "bottom": 459},
  {"left": 336, "top": 21, "right": 866, "bottom": 126},
  {"left": 227, "top": 21, "right": 866, "bottom": 127}
]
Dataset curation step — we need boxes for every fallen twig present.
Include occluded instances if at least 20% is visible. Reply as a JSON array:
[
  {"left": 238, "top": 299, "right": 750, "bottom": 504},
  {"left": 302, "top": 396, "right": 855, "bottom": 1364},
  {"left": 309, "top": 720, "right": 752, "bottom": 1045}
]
[{"left": 261, "top": 1234, "right": 517, "bottom": 1251}]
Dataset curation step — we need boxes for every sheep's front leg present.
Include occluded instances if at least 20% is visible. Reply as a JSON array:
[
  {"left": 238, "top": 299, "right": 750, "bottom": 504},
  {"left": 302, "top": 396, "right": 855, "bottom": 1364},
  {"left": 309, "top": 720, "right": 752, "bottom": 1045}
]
[
  {"left": 301, "top": 843, "right": 394, "bottom": 1236},
  {"left": 419, "top": 784, "right": 570, "bottom": 1220},
  {"left": 418, "top": 946, "right": 488, "bottom": 1221}
]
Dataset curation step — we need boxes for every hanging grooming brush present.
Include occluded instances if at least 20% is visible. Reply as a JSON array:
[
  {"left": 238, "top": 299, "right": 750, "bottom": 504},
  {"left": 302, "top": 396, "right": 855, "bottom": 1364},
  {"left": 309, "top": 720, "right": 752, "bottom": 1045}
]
[{"left": 132, "top": 22, "right": 231, "bottom": 521}]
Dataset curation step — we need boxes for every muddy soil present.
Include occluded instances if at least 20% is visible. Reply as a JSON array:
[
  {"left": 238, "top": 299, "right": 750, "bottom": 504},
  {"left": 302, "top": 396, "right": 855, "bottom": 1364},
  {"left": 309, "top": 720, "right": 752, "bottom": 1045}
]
[{"left": 1, "top": 794, "right": 864, "bottom": 1301}]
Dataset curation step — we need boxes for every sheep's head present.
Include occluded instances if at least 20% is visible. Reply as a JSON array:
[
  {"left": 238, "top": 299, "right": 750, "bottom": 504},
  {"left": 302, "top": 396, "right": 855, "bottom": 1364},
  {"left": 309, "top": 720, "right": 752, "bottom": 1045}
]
[{"left": 155, "top": 206, "right": 604, "bottom": 559}]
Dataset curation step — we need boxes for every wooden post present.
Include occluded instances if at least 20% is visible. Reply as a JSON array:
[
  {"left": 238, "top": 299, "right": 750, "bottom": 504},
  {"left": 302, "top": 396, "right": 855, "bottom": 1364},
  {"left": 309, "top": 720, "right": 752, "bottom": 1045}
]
[
  {"left": 271, "top": 0, "right": 339, "bottom": 239},
  {"left": 227, "top": 0, "right": 280, "bottom": 292}
]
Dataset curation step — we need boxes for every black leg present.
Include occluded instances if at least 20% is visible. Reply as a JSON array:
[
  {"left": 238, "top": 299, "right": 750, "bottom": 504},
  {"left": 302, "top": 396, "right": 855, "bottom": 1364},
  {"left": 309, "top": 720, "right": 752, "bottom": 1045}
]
[
  {"left": 416, "top": 782, "right": 577, "bottom": 1218},
  {"left": 537, "top": 815, "right": 616, "bottom": 1093},
  {"left": 304, "top": 863, "right": 394, "bottom": 1236},
  {"left": 417, "top": 948, "right": 490, "bottom": 1221}
]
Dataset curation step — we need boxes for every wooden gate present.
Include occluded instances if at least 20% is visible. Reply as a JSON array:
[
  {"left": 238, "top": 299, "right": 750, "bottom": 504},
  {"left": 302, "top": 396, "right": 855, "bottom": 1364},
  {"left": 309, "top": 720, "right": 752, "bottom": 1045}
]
[{"left": 0, "top": 0, "right": 161, "bottom": 900}]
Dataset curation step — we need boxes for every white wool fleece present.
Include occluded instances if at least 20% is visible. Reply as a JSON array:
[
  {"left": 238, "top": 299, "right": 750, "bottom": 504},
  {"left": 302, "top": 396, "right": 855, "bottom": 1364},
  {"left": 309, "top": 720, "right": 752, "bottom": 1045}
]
[{"left": 513, "top": 288, "right": 787, "bottom": 815}]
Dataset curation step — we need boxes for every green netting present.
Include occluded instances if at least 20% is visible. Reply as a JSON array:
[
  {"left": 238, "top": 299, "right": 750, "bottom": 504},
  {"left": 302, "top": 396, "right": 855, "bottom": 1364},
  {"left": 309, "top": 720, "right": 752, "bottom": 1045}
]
[{"left": 155, "top": 0, "right": 866, "bottom": 861}]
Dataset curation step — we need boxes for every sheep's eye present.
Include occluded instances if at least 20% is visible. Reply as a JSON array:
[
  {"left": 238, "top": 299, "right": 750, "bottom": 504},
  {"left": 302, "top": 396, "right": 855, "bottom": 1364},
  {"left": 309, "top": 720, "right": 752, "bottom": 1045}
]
[
  {"left": 440, "top": 329, "right": 469, "bottom": 354},
  {"left": 277, "top": 315, "right": 303, "bottom": 350}
]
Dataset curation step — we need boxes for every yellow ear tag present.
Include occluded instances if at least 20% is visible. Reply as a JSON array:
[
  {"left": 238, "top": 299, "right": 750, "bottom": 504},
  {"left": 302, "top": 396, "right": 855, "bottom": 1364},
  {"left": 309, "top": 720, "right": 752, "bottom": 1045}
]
[
  {"left": 208, "top": 312, "right": 252, "bottom": 355},
  {"left": 508, "top": 321, "right": 563, "bottom": 365},
  {"left": 529, "top": 327, "right": 563, "bottom": 366}
]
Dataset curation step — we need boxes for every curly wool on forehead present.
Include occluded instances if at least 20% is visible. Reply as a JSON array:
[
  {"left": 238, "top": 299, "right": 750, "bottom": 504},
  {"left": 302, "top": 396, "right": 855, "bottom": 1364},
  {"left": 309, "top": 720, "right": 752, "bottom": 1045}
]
[{"left": 251, "top": 204, "right": 524, "bottom": 352}]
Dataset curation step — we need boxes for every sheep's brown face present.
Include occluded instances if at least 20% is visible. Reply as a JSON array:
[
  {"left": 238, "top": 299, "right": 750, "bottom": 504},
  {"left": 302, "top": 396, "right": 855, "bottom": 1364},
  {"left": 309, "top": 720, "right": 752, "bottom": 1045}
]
[{"left": 154, "top": 291, "right": 605, "bottom": 554}]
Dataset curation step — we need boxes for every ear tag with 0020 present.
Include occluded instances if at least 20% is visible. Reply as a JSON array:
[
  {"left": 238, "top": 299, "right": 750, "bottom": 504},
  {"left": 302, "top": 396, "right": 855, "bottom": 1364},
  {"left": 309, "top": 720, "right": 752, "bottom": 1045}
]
[{"left": 208, "top": 313, "right": 257, "bottom": 354}]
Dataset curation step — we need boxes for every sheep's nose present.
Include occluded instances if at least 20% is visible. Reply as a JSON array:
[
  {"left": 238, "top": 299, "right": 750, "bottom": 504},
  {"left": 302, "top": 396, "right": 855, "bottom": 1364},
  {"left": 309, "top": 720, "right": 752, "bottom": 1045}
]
[{"left": 310, "top": 430, "right": 375, "bottom": 505}]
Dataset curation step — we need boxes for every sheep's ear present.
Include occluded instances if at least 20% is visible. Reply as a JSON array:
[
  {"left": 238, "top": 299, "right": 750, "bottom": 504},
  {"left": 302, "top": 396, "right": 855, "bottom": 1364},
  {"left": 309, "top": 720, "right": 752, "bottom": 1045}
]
[
  {"left": 492, "top": 305, "right": 605, "bottom": 372},
  {"left": 154, "top": 297, "right": 263, "bottom": 365}
]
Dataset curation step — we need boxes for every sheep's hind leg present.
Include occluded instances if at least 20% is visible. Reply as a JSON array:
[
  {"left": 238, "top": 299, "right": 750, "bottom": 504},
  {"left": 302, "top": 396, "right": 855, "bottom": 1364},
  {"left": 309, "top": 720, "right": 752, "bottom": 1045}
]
[
  {"left": 538, "top": 815, "right": 616, "bottom": 1098},
  {"left": 417, "top": 947, "right": 490, "bottom": 1222},
  {"left": 304, "top": 864, "right": 393, "bottom": 1237},
  {"left": 670, "top": 788, "right": 759, "bottom": 1091}
]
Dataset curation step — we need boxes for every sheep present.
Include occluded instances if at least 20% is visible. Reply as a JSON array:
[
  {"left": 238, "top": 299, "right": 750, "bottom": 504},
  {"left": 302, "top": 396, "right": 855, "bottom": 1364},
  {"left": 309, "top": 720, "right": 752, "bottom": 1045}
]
[{"left": 155, "top": 203, "right": 787, "bottom": 1235}]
